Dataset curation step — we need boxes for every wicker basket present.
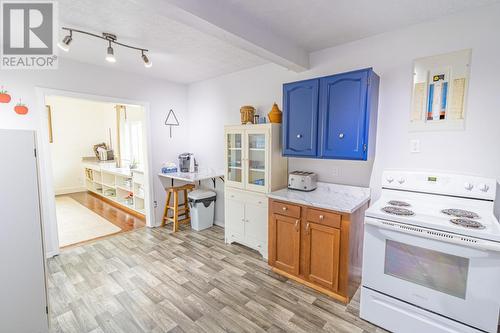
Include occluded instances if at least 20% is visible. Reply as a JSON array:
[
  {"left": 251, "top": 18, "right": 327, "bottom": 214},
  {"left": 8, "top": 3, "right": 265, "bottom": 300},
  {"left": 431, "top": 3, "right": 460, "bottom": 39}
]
[{"left": 240, "top": 105, "right": 255, "bottom": 124}]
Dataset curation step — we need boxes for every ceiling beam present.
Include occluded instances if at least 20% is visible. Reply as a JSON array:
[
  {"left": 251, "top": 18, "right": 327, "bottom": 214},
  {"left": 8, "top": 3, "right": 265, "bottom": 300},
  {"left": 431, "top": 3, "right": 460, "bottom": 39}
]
[{"left": 143, "top": 0, "right": 310, "bottom": 72}]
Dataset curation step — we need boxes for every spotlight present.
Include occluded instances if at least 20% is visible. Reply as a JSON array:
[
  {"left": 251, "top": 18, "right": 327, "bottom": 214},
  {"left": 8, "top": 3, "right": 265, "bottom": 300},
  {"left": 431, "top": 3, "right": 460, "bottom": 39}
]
[
  {"left": 142, "top": 52, "right": 152, "bottom": 68},
  {"left": 58, "top": 27, "right": 150, "bottom": 69},
  {"left": 57, "top": 33, "right": 72, "bottom": 52},
  {"left": 106, "top": 42, "right": 116, "bottom": 63}
]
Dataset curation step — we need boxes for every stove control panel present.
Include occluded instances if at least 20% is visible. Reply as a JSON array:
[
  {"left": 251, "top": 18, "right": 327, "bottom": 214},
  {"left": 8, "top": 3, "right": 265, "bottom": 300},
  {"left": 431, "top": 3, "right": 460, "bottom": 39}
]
[{"left": 382, "top": 170, "right": 496, "bottom": 200}]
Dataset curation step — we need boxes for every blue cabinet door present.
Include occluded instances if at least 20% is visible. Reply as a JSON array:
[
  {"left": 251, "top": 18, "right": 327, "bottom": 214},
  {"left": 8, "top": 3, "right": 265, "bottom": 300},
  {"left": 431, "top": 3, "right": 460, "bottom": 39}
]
[
  {"left": 319, "top": 70, "right": 369, "bottom": 160},
  {"left": 283, "top": 79, "right": 319, "bottom": 157}
]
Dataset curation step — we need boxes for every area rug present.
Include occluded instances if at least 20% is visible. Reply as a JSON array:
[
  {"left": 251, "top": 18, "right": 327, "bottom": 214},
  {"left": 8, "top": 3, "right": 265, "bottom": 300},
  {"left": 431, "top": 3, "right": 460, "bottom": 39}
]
[{"left": 55, "top": 196, "right": 121, "bottom": 247}]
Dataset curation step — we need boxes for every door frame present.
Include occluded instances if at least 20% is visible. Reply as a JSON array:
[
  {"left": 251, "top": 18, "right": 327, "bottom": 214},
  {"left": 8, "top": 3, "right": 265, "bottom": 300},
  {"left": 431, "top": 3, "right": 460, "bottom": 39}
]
[{"left": 35, "top": 87, "right": 155, "bottom": 257}]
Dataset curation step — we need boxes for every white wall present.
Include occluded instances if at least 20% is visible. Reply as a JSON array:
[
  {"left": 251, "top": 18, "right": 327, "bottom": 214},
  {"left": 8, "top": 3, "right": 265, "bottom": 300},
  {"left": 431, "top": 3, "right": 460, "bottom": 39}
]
[
  {"left": 0, "top": 58, "right": 188, "bottom": 256},
  {"left": 188, "top": 4, "right": 500, "bottom": 225},
  {"left": 46, "top": 96, "right": 117, "bottom": 194}
]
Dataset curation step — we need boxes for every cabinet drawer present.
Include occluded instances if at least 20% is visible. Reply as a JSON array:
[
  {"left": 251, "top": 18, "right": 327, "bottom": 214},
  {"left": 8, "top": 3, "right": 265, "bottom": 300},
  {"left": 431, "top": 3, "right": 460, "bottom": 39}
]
[
  {"left": 271, "top": 201, "right": 301, "bottom": 218},
  {"left": 306, "top": 208, "right": 340, "bottom": 228},
  {"left": 226, "top": 188, "right": 267, "bottom": 206}
]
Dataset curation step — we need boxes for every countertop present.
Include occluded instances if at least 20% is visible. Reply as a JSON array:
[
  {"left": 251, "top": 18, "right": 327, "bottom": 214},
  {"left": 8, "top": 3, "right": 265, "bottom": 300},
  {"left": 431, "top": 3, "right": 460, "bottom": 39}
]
[
  {"left": 158, "top": 169, "right": 224, "bottom": 183},
  {"left": 268, "top": 182, "right": 371, "bottom": 214},
  {"left": 83, "top": 160, "right": 143, "bottom": 176}
]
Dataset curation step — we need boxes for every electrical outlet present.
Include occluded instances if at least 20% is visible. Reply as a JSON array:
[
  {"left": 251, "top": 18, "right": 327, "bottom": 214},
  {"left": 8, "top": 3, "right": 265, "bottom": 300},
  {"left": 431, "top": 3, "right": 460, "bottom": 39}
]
[
  {"left": 153, "top": 200, "right": 158, "bottom": 208},
  {"left": 331, "top": 167, "right": 340, "bottom": 177},
  {"left": 410, "top": 139, "right": 420, "bottom": 153}
]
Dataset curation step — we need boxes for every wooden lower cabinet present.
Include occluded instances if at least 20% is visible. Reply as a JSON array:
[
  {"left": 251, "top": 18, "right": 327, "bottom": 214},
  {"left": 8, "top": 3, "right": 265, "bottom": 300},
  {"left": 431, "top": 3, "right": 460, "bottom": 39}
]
[
  {"left": 268, "top": 198, "right": 367, "bottom": 304},
  {"left": 268, "top": 214, "right": 300, "bottom": 275},
  {"left": 304, "top": 221, "right": 341, "bottom": 291}
]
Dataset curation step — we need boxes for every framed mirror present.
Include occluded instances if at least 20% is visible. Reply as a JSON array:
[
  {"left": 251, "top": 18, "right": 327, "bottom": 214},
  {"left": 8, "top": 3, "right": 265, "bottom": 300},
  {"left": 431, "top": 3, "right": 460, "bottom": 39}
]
[{"left": 410, "top": 49, "right": 471, "bottom": 131}]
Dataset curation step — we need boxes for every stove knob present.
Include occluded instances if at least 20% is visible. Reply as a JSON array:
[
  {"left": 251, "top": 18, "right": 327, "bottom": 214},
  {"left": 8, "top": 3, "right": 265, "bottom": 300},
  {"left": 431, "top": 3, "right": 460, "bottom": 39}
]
[
  {"left": 386, "top": 176, "right": 394, "bottom": 183},
  {"left": 464, "top": 182, "right": 474, "bottom": 191},
  {"left": 479, "top": 184, "right": 490, "bottom": 192},
  {"left": 398, "top": 178, "right": 406, "bottom": 184}
]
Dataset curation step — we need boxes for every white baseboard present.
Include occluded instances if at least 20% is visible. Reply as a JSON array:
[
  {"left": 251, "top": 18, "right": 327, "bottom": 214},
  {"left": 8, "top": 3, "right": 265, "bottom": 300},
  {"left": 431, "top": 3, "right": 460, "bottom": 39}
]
[
  {"left": 45, "top": 250, "right": 59, "bottom": 258},
  {"left": 214, "top": 220, "right": 224, "bottom": 227},
  {"left": 55, "top": 186, "right": 86, "bottom": 195}
]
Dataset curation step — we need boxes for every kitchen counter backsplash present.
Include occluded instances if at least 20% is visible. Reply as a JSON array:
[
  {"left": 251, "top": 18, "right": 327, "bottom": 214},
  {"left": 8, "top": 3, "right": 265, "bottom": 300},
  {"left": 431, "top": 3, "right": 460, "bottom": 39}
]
[{"left": 268, "top": 182, "right": 370, "bottom": 213}]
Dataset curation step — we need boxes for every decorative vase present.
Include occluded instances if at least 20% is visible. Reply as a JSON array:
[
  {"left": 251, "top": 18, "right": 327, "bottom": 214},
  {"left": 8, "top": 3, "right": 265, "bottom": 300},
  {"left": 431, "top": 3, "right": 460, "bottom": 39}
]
[
  {"left": 268, "top": 103, "right": 282, "bottom": 123},
  {"left": 240, "top": 105, "right": 255, "bottom": 124}
]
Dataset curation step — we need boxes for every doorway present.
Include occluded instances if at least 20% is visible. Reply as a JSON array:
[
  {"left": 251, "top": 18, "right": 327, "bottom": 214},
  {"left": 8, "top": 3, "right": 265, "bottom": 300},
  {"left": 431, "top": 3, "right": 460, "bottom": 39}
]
[{"left": 44, "top": 94, "right": 151, "bottom": 248}]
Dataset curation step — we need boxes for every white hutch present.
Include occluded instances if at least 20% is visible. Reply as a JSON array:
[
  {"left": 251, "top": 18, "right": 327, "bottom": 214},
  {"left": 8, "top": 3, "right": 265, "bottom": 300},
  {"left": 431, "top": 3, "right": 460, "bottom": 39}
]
[{"left": 224, "top": 123, "right": 287, "bottom": 258}]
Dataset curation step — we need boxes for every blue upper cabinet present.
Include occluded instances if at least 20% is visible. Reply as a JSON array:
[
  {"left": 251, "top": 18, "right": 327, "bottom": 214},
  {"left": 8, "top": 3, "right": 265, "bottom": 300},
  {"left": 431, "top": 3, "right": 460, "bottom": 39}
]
[
  {"left": 283, "top": 68, "right": 379, "bottom": 161},
  {"left": 283, "top": 79, "right": 319, "bottom": 157},
  {"left": 319, "top": 70, "right": 369, "bottom": 160}
]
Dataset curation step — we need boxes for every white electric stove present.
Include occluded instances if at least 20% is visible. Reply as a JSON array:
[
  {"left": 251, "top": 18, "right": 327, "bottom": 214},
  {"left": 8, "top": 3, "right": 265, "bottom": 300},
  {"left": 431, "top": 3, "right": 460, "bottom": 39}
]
[{"left": 360, "top": 170, "right": 500, "bottom": 333}]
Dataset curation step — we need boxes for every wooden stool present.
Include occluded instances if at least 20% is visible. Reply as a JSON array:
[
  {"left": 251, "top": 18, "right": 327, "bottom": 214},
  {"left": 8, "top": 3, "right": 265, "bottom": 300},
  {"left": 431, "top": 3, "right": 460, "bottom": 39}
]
[{"left": 161, "top": 184, "right": 195, "bottom": 232}]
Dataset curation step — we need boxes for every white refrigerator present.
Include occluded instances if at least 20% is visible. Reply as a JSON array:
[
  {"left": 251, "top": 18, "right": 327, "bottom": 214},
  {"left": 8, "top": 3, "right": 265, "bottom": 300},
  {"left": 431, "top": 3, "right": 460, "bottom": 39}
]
[{"left": 0, "top": 130, "right": 49, "bottom": 333}]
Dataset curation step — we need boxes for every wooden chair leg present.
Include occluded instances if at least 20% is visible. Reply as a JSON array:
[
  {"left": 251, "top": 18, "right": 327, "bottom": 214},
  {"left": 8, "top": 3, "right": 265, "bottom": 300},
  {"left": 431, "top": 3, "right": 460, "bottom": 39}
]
[
  {"left": 183, "top": 189, "right": 190, "bottom": 221},
  {"left": 173, "top": 191, "right": 179, "bottom": 232},
  {"left": 161, "top": 190, "right": 172, "bottom": 227}
]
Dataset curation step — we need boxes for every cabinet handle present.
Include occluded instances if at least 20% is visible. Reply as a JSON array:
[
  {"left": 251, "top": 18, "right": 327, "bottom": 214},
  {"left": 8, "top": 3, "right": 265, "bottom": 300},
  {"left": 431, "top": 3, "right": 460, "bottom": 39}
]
[
  {"left": 241, "top": 218, "right": 245, "bottom": 221},
  {"left": 305, "top": 222, "right": 310, "bottom": 234},
  {"left": 294, "top": 220, "right": 300, "bottom": 231},
  {"left": 319, "top": 214, "right": 324, "bottom": 220},
  {"left": 339, "top": 133, "right": 344, "bottom": 139},
  {"left": 282, "top": 206, "right": 288, "bottom": 211},
  {"left": 296, "top": 134, "right": 302, "bottom": 139}
]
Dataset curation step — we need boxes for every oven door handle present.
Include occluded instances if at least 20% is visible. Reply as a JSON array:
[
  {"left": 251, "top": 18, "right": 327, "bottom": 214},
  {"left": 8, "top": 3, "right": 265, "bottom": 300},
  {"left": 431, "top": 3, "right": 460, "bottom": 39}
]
[{"left": 365, "top": 217, "right": 500, "bottom": 252}]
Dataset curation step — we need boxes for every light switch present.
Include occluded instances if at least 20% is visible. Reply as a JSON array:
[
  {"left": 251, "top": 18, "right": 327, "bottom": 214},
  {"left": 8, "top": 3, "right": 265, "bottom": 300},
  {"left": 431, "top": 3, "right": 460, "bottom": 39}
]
[{"left": 410, "top": 139, "right": 420, "bottom": 153}]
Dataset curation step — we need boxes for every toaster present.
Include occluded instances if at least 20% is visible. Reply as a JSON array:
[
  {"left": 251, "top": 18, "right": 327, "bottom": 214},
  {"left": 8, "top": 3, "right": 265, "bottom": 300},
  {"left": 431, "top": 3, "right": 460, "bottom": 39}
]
[{"left": 288, "top": 171, "right": 318, "bottom": 191}]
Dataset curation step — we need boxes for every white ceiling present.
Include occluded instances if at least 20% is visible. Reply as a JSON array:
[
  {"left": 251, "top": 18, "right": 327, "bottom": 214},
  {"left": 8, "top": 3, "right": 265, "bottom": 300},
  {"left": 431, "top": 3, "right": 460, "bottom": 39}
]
[
  {"left": 222, "top": 0, "right": 499, "bottom": 51},
  {"left": 58, "top": 0, "right": 498, "bottom": 83},
  {"left": 58, "top": 0, "right": 267, "bottom": 84}
]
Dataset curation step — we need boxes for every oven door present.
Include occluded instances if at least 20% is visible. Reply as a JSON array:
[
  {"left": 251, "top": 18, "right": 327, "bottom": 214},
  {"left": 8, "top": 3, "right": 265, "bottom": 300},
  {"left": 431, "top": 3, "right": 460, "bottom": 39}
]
[{"left": 362, "top": 217, "right": 500, "bottom": 333}]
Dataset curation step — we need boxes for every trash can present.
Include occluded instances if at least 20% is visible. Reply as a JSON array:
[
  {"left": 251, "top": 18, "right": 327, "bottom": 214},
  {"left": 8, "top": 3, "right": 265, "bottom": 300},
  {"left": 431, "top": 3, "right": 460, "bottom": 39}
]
[{"left": 188, "top": 189, "right": 216, "bottom": 231}]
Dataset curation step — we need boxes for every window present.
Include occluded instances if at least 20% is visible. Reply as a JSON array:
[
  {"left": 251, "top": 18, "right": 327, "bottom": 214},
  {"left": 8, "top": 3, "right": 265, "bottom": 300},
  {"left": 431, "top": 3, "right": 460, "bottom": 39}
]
[{"left": 119, "top": 106, "right": 144, "bottom": 169}]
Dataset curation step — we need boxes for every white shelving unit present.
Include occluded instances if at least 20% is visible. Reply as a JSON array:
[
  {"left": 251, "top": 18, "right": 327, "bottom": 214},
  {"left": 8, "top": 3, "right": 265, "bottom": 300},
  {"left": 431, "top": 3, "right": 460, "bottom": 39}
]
[{"left": 84, "top": 163, "right": 145, "bottom": 215}]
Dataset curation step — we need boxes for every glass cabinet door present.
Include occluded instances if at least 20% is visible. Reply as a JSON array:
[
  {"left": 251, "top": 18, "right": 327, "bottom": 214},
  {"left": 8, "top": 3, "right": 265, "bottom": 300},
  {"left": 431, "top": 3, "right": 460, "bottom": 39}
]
[
  {"left": 226, "top": 132, "right": 243, "bottom": 186},
  {"left": 246, "top": 132, "right": 267, "bottom": 191}
]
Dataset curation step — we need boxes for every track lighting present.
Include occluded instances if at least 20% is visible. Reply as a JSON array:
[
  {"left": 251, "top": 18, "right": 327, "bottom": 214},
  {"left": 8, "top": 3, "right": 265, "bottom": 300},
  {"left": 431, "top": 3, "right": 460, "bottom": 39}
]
[
  {"left": 57, "top": 27, "right": 151, "bottom": 68},
  {"left": 106, "top": 42, "right": 116, "bottom": 63},
  {"left": 57, "top": 32, "right": 72, "bottom": 52},
  {"left": 142, "top": 51, "right": 152, "bottom": 68}
]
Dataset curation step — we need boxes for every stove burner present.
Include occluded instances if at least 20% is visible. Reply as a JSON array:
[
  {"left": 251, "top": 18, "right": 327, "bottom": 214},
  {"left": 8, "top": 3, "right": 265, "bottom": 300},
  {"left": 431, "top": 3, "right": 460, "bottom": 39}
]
[
  {"left": 441, "top": 209, "right": 480, "bottom": 219},
  {"left": 388, "top": 200, "right": 411, "bottom": 207},
  {"left": 381, "top": 206, "right": 415, "bottom": 216},
  {"left": 450, "top": 218, "right": 485, "bottom": 229}
]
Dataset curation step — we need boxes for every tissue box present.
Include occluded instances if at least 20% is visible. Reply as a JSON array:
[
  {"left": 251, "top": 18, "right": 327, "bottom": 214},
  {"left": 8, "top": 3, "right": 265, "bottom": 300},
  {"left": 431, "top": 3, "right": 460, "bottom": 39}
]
[{"left": 162, "top": 166, "right": 177, "bottom": 173}]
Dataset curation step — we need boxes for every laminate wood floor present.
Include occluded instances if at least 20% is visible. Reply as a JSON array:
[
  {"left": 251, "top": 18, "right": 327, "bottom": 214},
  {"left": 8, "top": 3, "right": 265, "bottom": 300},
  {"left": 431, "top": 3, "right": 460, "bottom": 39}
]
[{"left": 47, "top": 225, "right": 386, "bottom": 333}]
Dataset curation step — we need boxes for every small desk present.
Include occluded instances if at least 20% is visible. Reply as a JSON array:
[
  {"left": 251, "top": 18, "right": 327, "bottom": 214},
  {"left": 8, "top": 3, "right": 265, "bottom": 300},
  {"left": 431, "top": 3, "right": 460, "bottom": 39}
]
[{"left": 158, "top": 170, "right": 224, "bottom": 188}]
